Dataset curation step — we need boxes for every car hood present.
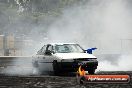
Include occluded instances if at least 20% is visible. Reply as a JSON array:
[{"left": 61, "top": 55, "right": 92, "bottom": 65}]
[{"left": 53, "top": 53, "right": 96, "bottom": 59}]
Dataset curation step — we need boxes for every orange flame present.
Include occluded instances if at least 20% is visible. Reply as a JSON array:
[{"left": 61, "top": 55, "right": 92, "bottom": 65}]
[{"left": 77, "top": 66, "right": 86, "bottom": 76}]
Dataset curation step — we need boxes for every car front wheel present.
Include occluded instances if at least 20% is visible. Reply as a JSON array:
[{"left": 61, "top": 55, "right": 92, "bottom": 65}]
[{"left": 88, "top": 69, "right": 95, "bottom": 74}]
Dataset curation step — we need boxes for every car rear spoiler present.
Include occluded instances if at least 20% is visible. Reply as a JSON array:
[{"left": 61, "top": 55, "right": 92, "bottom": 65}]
[{"left": 85, "top": 48, "right": 97, "bottom": 54}]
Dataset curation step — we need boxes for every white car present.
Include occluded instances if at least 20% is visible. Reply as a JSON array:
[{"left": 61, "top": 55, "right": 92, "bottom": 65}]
[{"left": 32, "top": 43, "right": 98, "bottom": 75}]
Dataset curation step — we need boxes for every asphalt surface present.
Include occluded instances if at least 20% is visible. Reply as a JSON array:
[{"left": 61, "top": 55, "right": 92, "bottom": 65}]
[
  {"left": 0, "top": 71, "right": 132, "bottom": 88},
  {"left": 0, "top": 57, "right": 132, "bottom": 88}
]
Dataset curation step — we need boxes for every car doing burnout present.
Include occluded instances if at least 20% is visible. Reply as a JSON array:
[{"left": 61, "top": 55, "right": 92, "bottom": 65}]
[{"left": 32, "top": 43, "right": 98, "bottom": 75}]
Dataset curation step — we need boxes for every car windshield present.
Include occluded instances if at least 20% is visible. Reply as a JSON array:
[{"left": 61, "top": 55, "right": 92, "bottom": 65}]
[{"left": 54, "top": 44, "right": 84, "bottom": 53}]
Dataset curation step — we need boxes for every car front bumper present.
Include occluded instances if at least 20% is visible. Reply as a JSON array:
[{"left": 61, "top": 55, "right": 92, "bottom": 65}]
[{"left": 58, "top": 60, "right": 98, "bottom": 72}]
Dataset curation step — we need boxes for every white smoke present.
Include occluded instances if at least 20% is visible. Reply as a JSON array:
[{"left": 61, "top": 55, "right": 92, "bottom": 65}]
[
  {"left": 45, "top": 0, "right": 132, "bottom": 71},
  {"left": 98, "top": 54, "right": 132, "bottom": 71},
  {"left": 1, "top": 0, "right": 132, "bottom": 75},
  {"left": 47, "top": 0, "right": 132, "bottom": 48},
  {"left": 2, "top": 57, "right": 33, "bottom": 75}
]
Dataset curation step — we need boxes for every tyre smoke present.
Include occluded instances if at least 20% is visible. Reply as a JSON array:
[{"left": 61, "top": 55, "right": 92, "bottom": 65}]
[
  {"left": 46, "top": 0, "right": 132, "bottom": 71},
  {"left": 1, "top": 0, "right": 132, "bottom": 74}
]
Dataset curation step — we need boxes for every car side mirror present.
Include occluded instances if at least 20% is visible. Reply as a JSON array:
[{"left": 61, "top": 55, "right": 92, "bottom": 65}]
[{"left": 45, "top": 50, "right": 52, "bottom": 55}]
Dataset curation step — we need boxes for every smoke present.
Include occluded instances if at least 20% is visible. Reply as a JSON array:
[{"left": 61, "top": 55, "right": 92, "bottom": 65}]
[
  {"left": 47, "top": 0, "right": 132, "bottom": 48},
  {"left": 45, "top": 0, "right": 132, "bottom": 71},
  {"left": 1, "top": 0, "right": 132, "bottom": 75},
  {"left": 98, "top": 54, "right": 132, "bottom": 71},
  {"left": 2, "top": 57, "right": 33, "bottom": 75}
]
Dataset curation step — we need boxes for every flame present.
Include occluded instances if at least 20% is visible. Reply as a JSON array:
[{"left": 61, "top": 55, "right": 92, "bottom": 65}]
[{"left": 77, "top": 66, "right": 86, "bottom": 76}]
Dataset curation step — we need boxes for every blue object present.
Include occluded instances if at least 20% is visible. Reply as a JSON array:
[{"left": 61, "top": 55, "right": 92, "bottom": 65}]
[{"left": 86, "top": 48, "right": 97, "bottom": 54}]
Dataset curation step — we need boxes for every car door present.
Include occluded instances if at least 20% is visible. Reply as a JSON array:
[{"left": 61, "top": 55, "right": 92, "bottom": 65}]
[
  {"left": 38, "top": 44, "right": 54, "bottom": 72},
  {"left": 32, "top": 45, "right": 46, "bottom": 66},
  {"left": 43, "top": 44, "right": 54, "bottom": 72},
  {"left": 36, "top": 45, "right": 49, "bottom": 71}
]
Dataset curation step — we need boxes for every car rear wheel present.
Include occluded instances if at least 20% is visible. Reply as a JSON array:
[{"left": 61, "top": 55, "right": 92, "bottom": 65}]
[
  {"left": 32, "top": 61, "right": 41, "bottom": 75},
  {"left": 53, "top": 60, "right": 60, "bottom": 75}
]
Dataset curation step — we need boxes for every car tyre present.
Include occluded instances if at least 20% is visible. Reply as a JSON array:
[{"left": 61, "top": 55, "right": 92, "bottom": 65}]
[
  {"left": 88, "top": 69, "right": 95, "bottom": 74},
  {"left": 32, "top": 61, "right": 41, "bottom": 75}
]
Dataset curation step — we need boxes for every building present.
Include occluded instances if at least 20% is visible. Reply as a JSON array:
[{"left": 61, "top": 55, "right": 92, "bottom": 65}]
[
  {"left": 0, "top": 34, "right": 33, "bottom": 56},
  {"left": 0, "top": 35, "right": 4, "bottom": 55}
]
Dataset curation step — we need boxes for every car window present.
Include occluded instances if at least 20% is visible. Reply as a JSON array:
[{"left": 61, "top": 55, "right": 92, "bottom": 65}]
[
  {"left": 41, "top": 45, "right": 47, "bottom": 54},
  {"left": 55, "top": 44, "right": 84, "bottom": 53},
  {"left": 37, "top": 49, "right": 41, "bottom": 55},
  {"left": 37, "top": 45, "right": 47, "bottom": 55}
]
